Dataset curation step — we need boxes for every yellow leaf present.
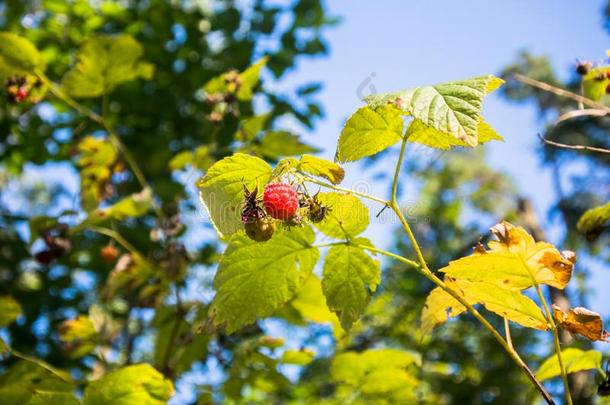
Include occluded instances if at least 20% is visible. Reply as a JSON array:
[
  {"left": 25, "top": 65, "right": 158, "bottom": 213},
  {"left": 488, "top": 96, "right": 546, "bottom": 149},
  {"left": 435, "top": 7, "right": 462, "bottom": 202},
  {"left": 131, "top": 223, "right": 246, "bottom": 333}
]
[
  {"left": 421, "top": 279, "right": 547, "bottom": 334},
  {"left": 298, "top": 154, "right": 345, "bottom": 185},
  {"left": 488, "top": 221, "right": 574, "bottom": 289},
  {"left": 553, "top": 305, "right": 609, "bottom": 342}
]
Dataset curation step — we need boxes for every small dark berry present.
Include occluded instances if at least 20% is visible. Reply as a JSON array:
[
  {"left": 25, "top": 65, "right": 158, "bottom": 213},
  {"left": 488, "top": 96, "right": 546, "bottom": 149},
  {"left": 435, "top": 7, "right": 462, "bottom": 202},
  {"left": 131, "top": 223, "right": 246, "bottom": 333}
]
[
  {"left": 576, "top": 61, "right": 592, "bottom": 75},
  {"left": 244, "top": 218, "right": 275, "bottom": 242}
]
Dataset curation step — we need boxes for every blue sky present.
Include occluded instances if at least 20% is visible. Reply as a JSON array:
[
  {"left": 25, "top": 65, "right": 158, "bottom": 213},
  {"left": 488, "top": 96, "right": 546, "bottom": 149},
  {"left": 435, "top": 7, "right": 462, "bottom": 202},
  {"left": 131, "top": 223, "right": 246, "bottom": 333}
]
[{"left": 267, "top": 0, "right": 610, "bottom": 314}]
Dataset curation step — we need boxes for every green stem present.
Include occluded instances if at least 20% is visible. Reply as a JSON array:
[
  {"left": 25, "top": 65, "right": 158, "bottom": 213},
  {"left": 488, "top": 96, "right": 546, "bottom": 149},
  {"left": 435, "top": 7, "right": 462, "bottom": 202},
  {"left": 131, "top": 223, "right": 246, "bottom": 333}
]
[
  {"left": 86, "top": 226, "right": 143, "bottom": 258},
  {"left": 533, "top": 283, "right": 573, "bottom": 405},
  {"left": 386, "top": 137, "right": 555, "bottom": 404},
  {"left": 300, "top": 175, "right": 389, "bottom": 205}
]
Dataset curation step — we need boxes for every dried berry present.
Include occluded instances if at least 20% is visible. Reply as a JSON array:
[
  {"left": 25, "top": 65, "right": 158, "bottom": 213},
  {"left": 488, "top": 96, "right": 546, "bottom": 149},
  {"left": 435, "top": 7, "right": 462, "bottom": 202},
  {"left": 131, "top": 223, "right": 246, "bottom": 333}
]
[{"left": 244, "top": 218, "right": 275, "bottom": 242}]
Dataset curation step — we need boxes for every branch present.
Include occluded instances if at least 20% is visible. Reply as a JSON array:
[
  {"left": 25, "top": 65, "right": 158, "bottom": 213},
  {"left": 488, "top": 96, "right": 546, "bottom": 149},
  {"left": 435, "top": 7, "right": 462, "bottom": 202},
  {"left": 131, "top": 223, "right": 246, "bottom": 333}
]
[
  {"left": 537, "top": 133, "right": 610, "bottom": 155},
  {"left": 512, "top": 73, "right": 610, "bottom": 112}
]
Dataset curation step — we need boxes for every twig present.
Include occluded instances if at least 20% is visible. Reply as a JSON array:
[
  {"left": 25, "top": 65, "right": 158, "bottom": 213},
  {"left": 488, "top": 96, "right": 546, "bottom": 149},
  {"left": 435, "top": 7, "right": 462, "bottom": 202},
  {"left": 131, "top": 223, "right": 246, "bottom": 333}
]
[
  {"left": 512, "top": 73, "right": 610, "bottom": 113},
  {"left": 537, "top": 133, "right": 610, "bottom": 155},
  {"left": 555, "top": 108, "right": 607, "bottom": 126}
]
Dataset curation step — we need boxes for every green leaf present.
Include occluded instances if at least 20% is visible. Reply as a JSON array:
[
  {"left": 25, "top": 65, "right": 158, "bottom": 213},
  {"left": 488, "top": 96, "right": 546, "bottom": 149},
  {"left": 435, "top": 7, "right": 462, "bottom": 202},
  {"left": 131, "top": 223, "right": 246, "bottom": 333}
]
[
  {"left": 197, "top": 153, "right": 272, "bottom": 239},
  {"left": 583, "top": 66, "right": 610, "bottom": 101},
  {"left": 235, "top": 113, "right": 272, "bottom": 142},
  {"left": 254, "top": 131, "right": 319, "bottom": 159},
  {"left": 0, "top": 296, "right": 22, "bottom": 327},
  {"left": 535, "top": 348, "right": 602, "bottom": 381},
  {"left": 78, "top": 188, "right": 152, "bottom": 228},
  {"left": 62, "top": 35, "right": 154, "bottom": 98},
  {"left": 289, "top": 275, "right": 337, "bottom": 324},
  {"left": 577, "top": 202, "right": 610, "bottom": 241},
  {"left": 0, "top": 359, "right": 77, "bottom": 405},
  {"left": 407, "top": 119, "right": 503, "bottom": 150},
  {"left": 153, "top": 307, "right": 208, "bottom": 376},
  {"left": 58, "top": 315, "right": 98, "bottom": 358},
  {"left": 297, "top": 154, "right": 345, "bottom": 184},
  {"left": 208, "top": 227, "right": 319, "bottom": 333},
  {"left": 0, "top": 338, "right": 9, "bottom": 356},
  {"left": 313, "top": 192, "right": 369, "bottom": 239},
  {"left": 365, "top": 75, "right": 503, "bottom": 147},
  {"left": 203, "top": 57, "right": 267, "bottom": 102},
  {"left": 0, "top": 32, "right": 43, "bottom": 77},
  {"left": 336, "top": 105, "right": 404, "bottom": 162},
  {"left": 281, "top": 349, "right": 315, "bottom": 365},
  {"left": 237, "top": 57, "right": 268, "bottom": 101},
  {"left": 331, "top": 349, "right": 421, "bottom": 398},
  {"left": 83, "top": 364, "right": 174, "bottom": 405},
  {"left": 421, "top": 279, "right": 547, "bottom": 334},
  {"left": 76, "top": 136, "right": 118, "bottom": 211},
  {"left": 322, "top": 245, "right": 380, "bottom": 330}
]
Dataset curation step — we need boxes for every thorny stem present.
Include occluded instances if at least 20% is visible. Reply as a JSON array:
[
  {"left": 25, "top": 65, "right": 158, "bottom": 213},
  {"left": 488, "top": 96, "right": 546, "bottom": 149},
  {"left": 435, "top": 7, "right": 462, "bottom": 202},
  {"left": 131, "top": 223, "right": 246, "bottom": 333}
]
[{"left": 386, "top": 136, "right": 556, "bottom": 404}]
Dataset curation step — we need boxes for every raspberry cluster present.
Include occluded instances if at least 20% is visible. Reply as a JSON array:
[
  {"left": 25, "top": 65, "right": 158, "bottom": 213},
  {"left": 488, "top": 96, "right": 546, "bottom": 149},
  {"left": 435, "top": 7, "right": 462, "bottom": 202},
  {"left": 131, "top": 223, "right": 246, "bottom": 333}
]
[{"left": 240, "top": 182, "right": 330, "bottom": 242}]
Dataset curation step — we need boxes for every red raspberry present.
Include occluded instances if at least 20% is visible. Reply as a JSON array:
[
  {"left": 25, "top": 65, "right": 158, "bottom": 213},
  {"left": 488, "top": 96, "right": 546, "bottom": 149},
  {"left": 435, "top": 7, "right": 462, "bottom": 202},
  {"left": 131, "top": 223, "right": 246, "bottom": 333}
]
[
  {"left": 15, "top": 88, "right": 28, "bottom": 102},
  {"left": 263, "top": 183, "right": 299, "bottom": 220}
]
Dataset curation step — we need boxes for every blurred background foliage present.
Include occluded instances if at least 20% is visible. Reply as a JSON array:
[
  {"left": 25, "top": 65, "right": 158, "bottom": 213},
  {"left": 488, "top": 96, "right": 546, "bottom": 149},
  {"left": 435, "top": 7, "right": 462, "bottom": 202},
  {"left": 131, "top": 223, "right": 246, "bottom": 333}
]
[{"left": 0, "top": 0, "right": 608, "bottom": 404}]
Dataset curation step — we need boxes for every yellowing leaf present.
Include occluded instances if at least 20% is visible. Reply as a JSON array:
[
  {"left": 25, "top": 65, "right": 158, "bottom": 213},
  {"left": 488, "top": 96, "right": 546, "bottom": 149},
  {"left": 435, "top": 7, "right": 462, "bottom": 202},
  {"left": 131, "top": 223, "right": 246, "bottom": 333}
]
[
  {"left": 421, "top": 279, "right": 547, "bottom": 334},
  {"left": 553, "top": 305, "right": 609, "bottom": 342},
  {"left": 322, "top": 244, "right": 380, "bottom": 330},
  {"left": 208, "top": 227, "right": 319, "bottom": 333},
  {"left": 83, "top": 364, "right": 174, "bottom": 405},
  {"left": 488, "top": 221, "right": 574, "bottom": 289},
  {"left": 0, "top": 296, "right": 22, "bottom": 327},
  {"left": 62, "top": 35, "right": 153, "bottom": 98},
  {"left": 365, "top": 75, "right": 503, "bottom": 147},
  {"left": 281, "top": 349, "right": 315, "bottom": 365},
  {"left": 313, "top": 192, "right": 369, "bottom": 239},
  {"left": 298, "top": 154, "right": 345, "bottom": 184},
  {"left": 536, "top": 348, "right": 602, "bottom": 381},
  {"left": 197, "top": 153, "right": 272, "bottom": 239},
  {"left": 336, "top": 105, "right": 404, "bottom": 162}
]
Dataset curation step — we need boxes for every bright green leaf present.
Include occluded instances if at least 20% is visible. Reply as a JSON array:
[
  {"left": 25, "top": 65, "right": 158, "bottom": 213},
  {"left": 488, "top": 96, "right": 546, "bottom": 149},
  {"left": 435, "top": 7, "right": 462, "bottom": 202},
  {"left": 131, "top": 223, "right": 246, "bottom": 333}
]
[
  {"left": 407, "top": 119, "right": 503, "bottom": 150},
  {"left": 237, "top": 57, "right": 268, "bottom": 101},
  {"left": 62, "top": 35, "right": 154, "bottom": 98},
  {"left": 583, "top": 66, "right": 610, "bottom": 101},
  {"left": 297, "top": 154, "right": 345, "bottom": 184},
  {"left": 58, "top": 315, "right": 98, "bottom": 358},
  {"left": 322, "top": 244, "right": 380, "bottom": 330},
  {"left": 535, "top": 348, "right": 602, "bottom": 381},
  {"left": 314, "top": 192, "right": 369, "bottom": 239},
  {"left": 336, "top": 105, "right": 404, "bottom": 162},
  {"left": 0, "top": 32, "right": 43, "bottom": 78},
  {"left": 365, "top": 75, "right": 503, "bottom": 147},
  {"left": 197, "top": 153, "right": 272, "bottom": 239},
  {"left": 208, "top": 227, "right": 319, "bottom": 333},
  {"left": 281, "top": 349, "right": 315, "bottom": 365},
  {"left": 78, "top": 187, "right": 152, "bottom": 229},
  {"left": 0, "top": 296, "right": 22, "bottom": 327},
  {"left": 83, "top": 364, "right": 174, "bottom": 405}
]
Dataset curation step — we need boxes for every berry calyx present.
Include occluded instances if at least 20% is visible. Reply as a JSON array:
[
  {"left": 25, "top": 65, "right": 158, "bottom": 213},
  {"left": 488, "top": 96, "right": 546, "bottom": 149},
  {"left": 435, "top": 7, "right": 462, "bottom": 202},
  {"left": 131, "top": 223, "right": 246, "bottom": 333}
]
[
  {"left": 244, "top": 218, "right": 275, "bottom": 242},
  {"left": 263, "top": 183, "right": 299, "bottom": 220}
]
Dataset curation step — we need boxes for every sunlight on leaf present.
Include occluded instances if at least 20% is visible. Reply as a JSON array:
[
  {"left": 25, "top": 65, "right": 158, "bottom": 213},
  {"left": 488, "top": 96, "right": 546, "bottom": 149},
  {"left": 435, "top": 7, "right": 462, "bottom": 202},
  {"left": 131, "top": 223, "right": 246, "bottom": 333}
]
[
  {"left": 197, "top": 153, "right": 272, "bottom": 239},
  {"left": 313, "top": 192, "right": 369, "bottom": 239},
  {"left": 0, "top": 296, "right": 21, "bottom": 327},
  {"left": 322, "top": 244, "right": 380, "bottom": 330},
  {"left": 336, "top": 105, "right": 404, "bottom": 162},
  {"left": 207, "top": 227, "right": 319, "bottom": 333},
  {"left": 535, "top": 348, "right": 602, "bottom": 381},
  {"left": 298, "top": 154, "right": 345, "bottom": 184}
]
